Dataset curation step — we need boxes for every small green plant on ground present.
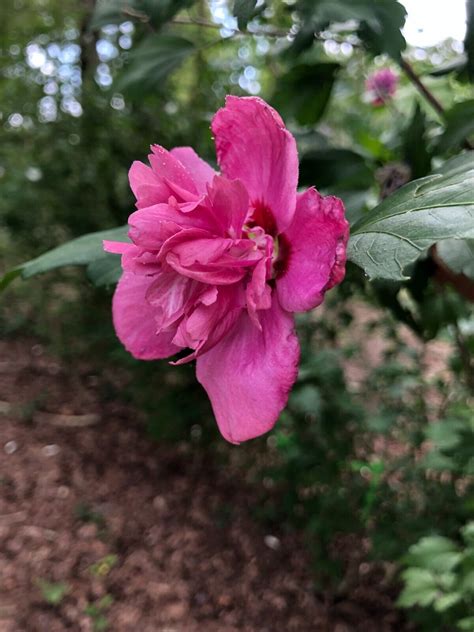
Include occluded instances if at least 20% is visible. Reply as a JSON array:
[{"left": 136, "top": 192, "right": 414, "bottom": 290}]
[
  {"left": 398, "top": 522, "right": 474, "bottom": 631},
  {"left": 84, "top": 595, "right": 114, "bottom": 632},
  {"left": 36, "top": 579, "right": 69, "bottom": 606},
  {"left": 89, "top": 554, "right": 118, "bottom": 578}
]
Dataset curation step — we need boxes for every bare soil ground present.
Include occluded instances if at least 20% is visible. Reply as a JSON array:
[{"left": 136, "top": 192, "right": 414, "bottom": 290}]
[{"left": 0, "top": 336, "right": 413, "bottom": 632}]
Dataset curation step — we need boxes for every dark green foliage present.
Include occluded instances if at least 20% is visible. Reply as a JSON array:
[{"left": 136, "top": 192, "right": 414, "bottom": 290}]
[
  {"left": 398, "top": 522, "right": 474, "bottom": 629},
  {"left": 253, "top": 306, "right": 473, "bottom": 603},
  {"left": 90, "top": 0, "right": 196, "bottom": 31},
  {"left": 233, "top": 0, "right": 258, "bottom": 30},
  {"left": 438, "top": 100, "right": 474, "bottom": 152},
  {"left": 256, "top": 320, "right": 367, "bottom": 584},
  {"left": 273, "top": 63, "right": 340, "bottom": 125},
  {"left": 403, "top": 102, "right": 432, "bottom": 179},
  {"left": 299, "top": 148, "right": 374, "bottom": 223},
  {"left": 299, "top": 148, "right": 373, "bottom": 191},
  {"left": 116, "top": 35, "right": 196, "bottom": 98},
  {"left": 371, "top": 257, "right": 471, "bottom": 341},
  {"left": 294, "top": 0, "right": 407, "bottom": 59}
]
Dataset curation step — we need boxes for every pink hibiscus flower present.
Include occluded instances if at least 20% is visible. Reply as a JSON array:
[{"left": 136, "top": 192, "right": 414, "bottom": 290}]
[
  {"left": 104, "top": 96, "right": 349, "bottom": 444},
  {"left": 366, "top": 68, "right": 398, "bottom": 106}
]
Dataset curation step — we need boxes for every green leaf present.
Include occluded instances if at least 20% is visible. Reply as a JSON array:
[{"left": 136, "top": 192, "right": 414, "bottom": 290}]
[
  {"left": 397, "top": 568, "right": 438, "bottom": 608},
  {"left": 233, "top": 0, "right": 258, "bottom": 30},
  {"left": 461, "top": 522, "right": 474, "bottom": 546},
  {"left": 405, "top": 536, "right": 462, "bottom": 573},
  {"left": 294, "top": 0, "right": 406, "bottom": 59},
  {"left": 87, "top": 256, "right": 123, "bottom": 287},
  {"left": 458, "top": 617, "right": 474, "bottom": 632},
  {"left": 436, "top": 239, "right": 474, "bottom": 280},
  {"left": 36, "top": 579, "right": 69, "bottom": 606},
  {"left": 273, "top": 63, "right": 340, "bottom": 126},
  {"left": 425, "top": 419, "right": 464, "bottom": 451},
  {"left": 434, "top": 592, "right": 462, "bottom": 612},
  {"left": 429, "top": 55, "right": 467, "bottom": 78},
  {"left": 290, "top": 384, "right": 322, "bottom": 415},
  {"left": 422, "top": 451, "right": 457, "bottom": 471},
  {"left": 347, "top": 152, "right": 474, "bottom": 280},
  {"left": 403, "top": 102, "right": 432, "bottom": 179},
  {"left": 90, "top": 0, "right": 146, "bottom": 29},
  {"left": 90, "top": 0, "right": 195, "bottom": 31},
  {"left": 115, "top": 34, "right": 196, "bottom": 98},
  {"left": 438, "top": 100, "right": 474, "bottom": 152},
  {"left": 0, "top": 268, "right": 22, "bottom": 292},
  {"left": 0, "top": 226, "right": 128, "bottom": 292}
]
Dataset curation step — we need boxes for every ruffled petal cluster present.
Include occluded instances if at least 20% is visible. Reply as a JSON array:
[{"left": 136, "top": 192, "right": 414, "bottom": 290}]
[{"left": 104, "top": 96, "right": 349, "bottom": 443}]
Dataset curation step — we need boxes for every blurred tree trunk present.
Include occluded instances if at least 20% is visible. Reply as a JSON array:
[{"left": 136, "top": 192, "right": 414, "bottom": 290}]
[{"left": 80, "top": 0, "right": 98, "bottom": 77}]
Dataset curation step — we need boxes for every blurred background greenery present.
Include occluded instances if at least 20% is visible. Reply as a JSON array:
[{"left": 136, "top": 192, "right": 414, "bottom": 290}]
[{"left": 1, "top": 0, "right": 473, "bottom": 629}]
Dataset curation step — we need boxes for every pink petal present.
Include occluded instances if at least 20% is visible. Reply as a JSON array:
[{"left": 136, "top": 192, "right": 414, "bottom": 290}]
[
  {"left": 170, "top": 147, "right": 216, "bottom": 194},
  {"left": 129, "top": 161, "right": 161, "bottom": 196},
  {"left": 134, "top": 184, "right": 173, "bottom": 209},
  {"left": 164, "top": 178, "right": 200, "bottom": 203},
  {"left": 128, "top": 203, "right": 208, "bottom": 250},
  {"left": 196, "top": 298, "right": 299, "bottom": 443},
  {"left": 205, "top": 175, "right": 249, "bottom": 237},
  {"left": 104, "top": 240, "right": 161, "bottom": 276},
  {"left": 112, "top": 272, "right": 180, "bottom": 360},
  {"left": 276, "top": 188, "right": 349, "bottom": 313},
  {"left": 103, "top": 240, "right": 133, "bottom": 255},
  {"left": 172, "top": 285, "right": 243, "bottom": 357},
  {"left": 149, "top": 144, "right": 198, "bottom": 195},
  {"left": 246, "top": 258, "right": 272, "bottom": 329},
  {"left": 211, "top": 96, "right": 298, "bottom": 234},
  {"left": 161, "top": 229, "right": 251, "bottom": 285},
  {"left": 129, "top": 161, "right": 171, "bottom": 208}
]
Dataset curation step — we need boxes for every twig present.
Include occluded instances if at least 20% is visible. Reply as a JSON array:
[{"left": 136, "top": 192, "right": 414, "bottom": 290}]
[
  {"left": 122, "top": 6, "right": 150, "bottom": 22},
  {"left": 400, "top": 57, "right": 474, "bottom": 150},
  {"left": 172, "top": 17, "right": 221, "bottom": 29},
  {"left": 399, "top": 57, "right": 445, "bottom": 117},
  {"left": 171, "top": 16, "right": 289, "bottom": 38}
]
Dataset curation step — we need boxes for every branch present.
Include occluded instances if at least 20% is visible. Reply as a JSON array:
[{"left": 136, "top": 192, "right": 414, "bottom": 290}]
[
  {"left": 399, "top": 58, "right": 445, "bottom": 117},
  {"left": 170, "top": 16, "right": 289, "bottom": 38},
  {"left": 400, "top": 57, "right": 474, "bottom": 150}
]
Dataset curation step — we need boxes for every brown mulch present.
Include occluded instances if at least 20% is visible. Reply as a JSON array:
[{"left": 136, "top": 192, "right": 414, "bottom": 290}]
[{"left": 0, "top": 337, "right": 412, "bottom": 632}]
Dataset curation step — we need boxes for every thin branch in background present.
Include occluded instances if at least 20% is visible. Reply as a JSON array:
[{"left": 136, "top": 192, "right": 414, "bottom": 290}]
[
  {"left": 399, "top": 57, "right": 446, "bottom": 117},
  {"left": 171, "top": 16, "right": 290, "bottom": 38},
  {"left": 172, "top": 16, "right": 221, "bottom": 29},
  {"left": 80, "top": 0, "right": 98, "bottom": 75},
  {"left": 400, "top": 58, "right": 474, "bottom": 150},
  {"left": 121, "top": 6, "right": 150, "bottom": 22}
]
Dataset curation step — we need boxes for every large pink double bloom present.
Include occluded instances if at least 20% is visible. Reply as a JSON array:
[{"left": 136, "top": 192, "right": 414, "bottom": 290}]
[{"left": 104, "top": 96, "right": 349, "bottom": 443}]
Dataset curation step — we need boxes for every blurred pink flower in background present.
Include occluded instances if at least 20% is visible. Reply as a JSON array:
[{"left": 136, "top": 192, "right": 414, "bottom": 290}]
[
  {"left": 104, "top": 96, "right": 349, "bottom": 443},
  {"left": 366, "top": 68, "right": 398, "bottom": 105}
]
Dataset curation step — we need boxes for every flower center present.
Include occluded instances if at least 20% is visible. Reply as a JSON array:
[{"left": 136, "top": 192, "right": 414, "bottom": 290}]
[
  {"left": 247, "top": 202, "right": 277, "bottom": 237},
  {"left": 240, "top": 203, "right": 290, "bottom": 281},
  {"left": 272, "top": 234, "right": 290, "bottom": 279}
]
